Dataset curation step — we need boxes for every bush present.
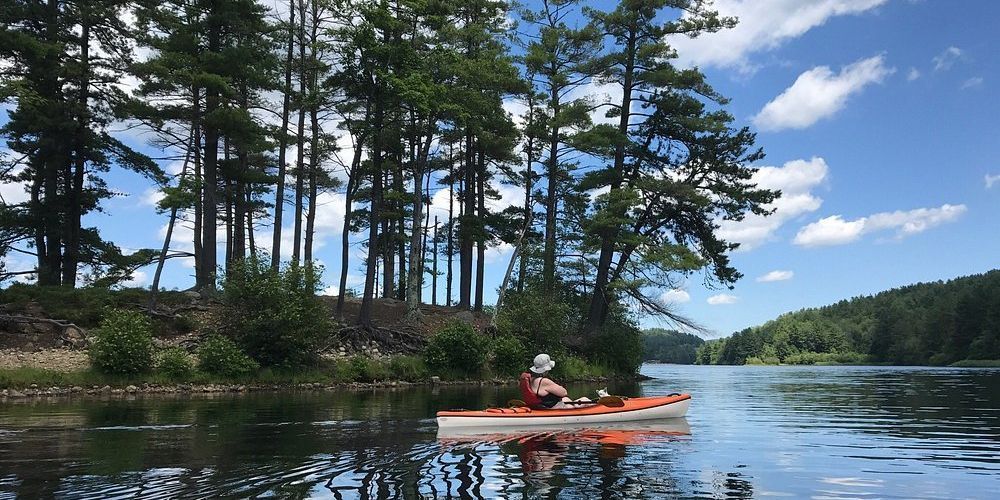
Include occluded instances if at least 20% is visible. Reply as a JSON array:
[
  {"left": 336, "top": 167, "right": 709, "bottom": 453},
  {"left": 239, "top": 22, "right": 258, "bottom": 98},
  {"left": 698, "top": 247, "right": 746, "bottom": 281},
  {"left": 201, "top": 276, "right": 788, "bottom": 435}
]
[
  {"left": 495, "top": 289, "right": 573, "bottom": 355},
  {"left": 89, "top": 308, "right": 156, "bottom": 375},
  {"left": 219, "top": 258, "right": 331, "bottom": 368},
  {"left": 387, "top": 355, "right": 428, "bottom": 381},
  {"left": 589, "top": 315, "right": 644, "bottom": 374},
  {"left": 491, "top": 335, "right": 528, "bottom": 376},
  {"left": 551, "top": 355, "right": 611, "bottom": 380},
  {"left": 350, "top": 356, "right": 391, "bottom": 382},
  {"left": 424, "top": 321, "right": 490, "bottom": 377},
  {"left": 157, "top": 347, "right": 194, "bottom": 379},
  {"left": 197, "top": 335, "right": 259, "bottom": 377}
]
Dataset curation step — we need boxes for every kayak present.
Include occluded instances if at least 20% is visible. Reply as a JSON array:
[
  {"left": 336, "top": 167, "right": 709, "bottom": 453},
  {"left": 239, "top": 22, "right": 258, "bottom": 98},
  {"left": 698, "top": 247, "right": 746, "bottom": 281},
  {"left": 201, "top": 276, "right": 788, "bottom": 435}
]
[
  {"left": 436, "top": 394, "right": 691, "bottom": 429},
  {"left": 437, "top": 418, "right": 691, "bottom": 444}
]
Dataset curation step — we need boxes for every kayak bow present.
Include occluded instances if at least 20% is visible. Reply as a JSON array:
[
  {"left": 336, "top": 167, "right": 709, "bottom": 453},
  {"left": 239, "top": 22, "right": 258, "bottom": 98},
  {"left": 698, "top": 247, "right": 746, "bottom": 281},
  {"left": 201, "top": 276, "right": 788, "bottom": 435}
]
[{"left": 436, "top": 394, "right": 691, "bottom": 429}]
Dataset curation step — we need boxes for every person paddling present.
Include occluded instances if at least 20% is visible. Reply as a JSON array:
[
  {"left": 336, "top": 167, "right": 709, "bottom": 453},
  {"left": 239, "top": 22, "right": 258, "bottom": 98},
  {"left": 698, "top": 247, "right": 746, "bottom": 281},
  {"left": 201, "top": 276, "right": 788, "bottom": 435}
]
[{"left": 518, "top": 354, "right": 593, "bottom": 409}]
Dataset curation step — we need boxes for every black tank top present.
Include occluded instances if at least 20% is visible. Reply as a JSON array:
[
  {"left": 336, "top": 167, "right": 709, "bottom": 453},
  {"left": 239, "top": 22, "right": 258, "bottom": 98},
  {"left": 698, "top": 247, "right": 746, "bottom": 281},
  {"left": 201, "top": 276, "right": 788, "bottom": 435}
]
[{"left": 533, "top": 376, "right": 562, "bottom": 408}]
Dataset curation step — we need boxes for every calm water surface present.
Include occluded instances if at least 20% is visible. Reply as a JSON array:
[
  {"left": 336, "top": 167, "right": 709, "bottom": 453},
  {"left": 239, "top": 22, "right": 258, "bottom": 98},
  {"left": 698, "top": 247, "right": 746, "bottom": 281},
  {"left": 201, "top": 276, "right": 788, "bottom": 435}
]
[{"left": 1, "top": 365, "right": 999, "bottom": 498}]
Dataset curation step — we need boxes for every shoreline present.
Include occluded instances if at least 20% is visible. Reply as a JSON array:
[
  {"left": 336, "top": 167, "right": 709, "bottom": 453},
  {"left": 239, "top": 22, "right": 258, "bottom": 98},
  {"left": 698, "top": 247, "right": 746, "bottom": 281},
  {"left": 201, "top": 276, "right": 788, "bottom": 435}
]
[{"left": 0, "top": 372, "right": 652, "bottom": 402}]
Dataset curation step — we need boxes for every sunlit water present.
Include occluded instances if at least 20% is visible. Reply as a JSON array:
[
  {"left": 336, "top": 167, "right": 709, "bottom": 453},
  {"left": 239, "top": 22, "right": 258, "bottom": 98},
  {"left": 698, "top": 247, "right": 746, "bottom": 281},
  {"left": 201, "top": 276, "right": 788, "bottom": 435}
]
[{"left": 1, "top": 365, "right": 999, "bottom": 498}]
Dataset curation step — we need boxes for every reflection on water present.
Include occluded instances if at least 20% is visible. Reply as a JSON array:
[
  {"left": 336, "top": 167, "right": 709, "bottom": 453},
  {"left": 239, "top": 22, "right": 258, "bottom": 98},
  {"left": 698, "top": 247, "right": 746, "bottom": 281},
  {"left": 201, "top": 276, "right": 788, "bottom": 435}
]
[{"left": 1, "top": 366, "right": 999, "bottom": 498}]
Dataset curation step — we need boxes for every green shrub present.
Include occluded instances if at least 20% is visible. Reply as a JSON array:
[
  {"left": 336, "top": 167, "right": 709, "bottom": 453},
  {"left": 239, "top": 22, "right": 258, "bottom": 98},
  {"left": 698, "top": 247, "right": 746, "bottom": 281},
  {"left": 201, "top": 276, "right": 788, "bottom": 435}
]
[
  {"left": 89, "top": 308, "right": 156, "bottom": 375},
  {"left": 491, "top": 335, "right": 528, "bottom": 376},
  {"left": 197, "top": 335, "right": 259, "bottom": 377},
  {"left": 782, "top": 351, "right": 870, "bottom": 365},
  {"left": 157, "top": 347, "right": 194, "bottom": 379},
  {"left": 551, "top": 355, "right": 610, "bottom": 379},
  {"left": 350, "top": 356, "right": 391, "bottom": 382},
  {"left": 220, "top": 258, "right": 331, "bottom": 368},
  {"left": 590, "top": 315, "right": 643, "bottom": 374},
  {"left": 495, "top": 289, "right": 573, "bottom": 355},
  {"left": 387, "top": 355, "right": 428, "bottom": 381},
  {"left": 424, "top": 321, "right": 490, "bottom": 377}
]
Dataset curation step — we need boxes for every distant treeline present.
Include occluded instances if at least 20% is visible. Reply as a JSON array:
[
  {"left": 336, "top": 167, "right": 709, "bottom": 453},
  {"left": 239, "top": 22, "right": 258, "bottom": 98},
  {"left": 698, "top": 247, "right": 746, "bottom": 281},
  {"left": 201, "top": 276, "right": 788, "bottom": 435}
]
[
  {"left": 696, "top": 270, "right": 1000, "bottom": 366},
  {"left": 642, "top": 329, "right": 705, "bottom": 364}
]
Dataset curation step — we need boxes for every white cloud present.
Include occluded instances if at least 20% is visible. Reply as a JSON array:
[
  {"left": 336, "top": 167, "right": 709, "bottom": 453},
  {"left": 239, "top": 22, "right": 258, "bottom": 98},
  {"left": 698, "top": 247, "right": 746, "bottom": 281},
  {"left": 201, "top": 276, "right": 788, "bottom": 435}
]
[
  {"left": 932, "top": 46, "right": 963, "bottom": 71},
  {"left": 794, "top": 203, "right": 967, "bottom": 247},
  {"left": 669, "top": 0, "right": 888, "bottom": 72},
  {"left": 907, "top": 67, "right": 921, "bottom": 81},
  {"left": 716, "top": 157, "right": 828, "bottom": 250},
  {"left": 960, "top": 77, "right": 983, "bottom": 90},
  {"left": 660, "top": 289, "right": 691, "bottom": 304},
  {"left": 753, "top": 55, "right": 893, "bottom": 131},
  {"left": 122, "top": 270, "right": 149, "bottom": 288},
  {"left": 986, "top": 174, "right": 1000, "bottom": 189},
  {"left": 140, "top": 187, "right": 165, "bottom": 208},
  {"left": 707, "top": 293, "right": 739, "bottom": 305},
  {"left": 757, "top": 270, "right": 794, "bottom": 282},
  {"left": 0, "top": 162, "right": 29, "bottom": 205}
]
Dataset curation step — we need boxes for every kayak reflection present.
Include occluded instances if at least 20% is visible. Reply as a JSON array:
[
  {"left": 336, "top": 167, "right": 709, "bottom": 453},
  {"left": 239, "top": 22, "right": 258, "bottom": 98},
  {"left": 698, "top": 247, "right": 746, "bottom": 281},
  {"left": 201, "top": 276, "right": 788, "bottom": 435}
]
[{"left": 435, "top": 418, "right": 690, "bottom": 497}]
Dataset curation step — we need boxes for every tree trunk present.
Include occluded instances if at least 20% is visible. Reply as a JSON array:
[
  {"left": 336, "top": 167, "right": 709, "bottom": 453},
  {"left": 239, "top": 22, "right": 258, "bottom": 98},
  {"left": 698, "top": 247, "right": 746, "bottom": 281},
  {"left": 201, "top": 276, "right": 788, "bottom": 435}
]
[
  {"left": 336, "top": 146, "right": 362, "bottom": 320},
  {"left": 63, "top": 10, "right": 89, "bottom": 287},
  {"left": 291, "top": 0, "right": 307, "bottom": 265},
  {"left": 151, "top": 130, "right": 195, "bottom": 307},
  {"left": 474, "top": 147, "right": 485, "bottom": 312},
  {"left": 432, "top": 216, "right": 438, "bottom": 306},
  {"left": 542, "top": 77, "right": 560, "bottom": 292},
  {"left": 446, "top": 147, "right": 454, "bottom": 306},
  {"left": 304, "top": 0, "right": 320, "bottom": 265},
  {"left": 200, "top": 19, "right": 220, "bottom": 292},
  {"left": 457, "top": 133, "right": 475, "bottom": 309},
  {"left": 193, "top": 89, "right": 203, "bottom": 285},
  {"left": 358, "top": 94, "right": 385, "bottom": 328},
  {"left": 271, "top": 0, "right": 295, "bottom": 270},
  {"left": 586, "top": 32, "right": 636, "bottom": 334}
]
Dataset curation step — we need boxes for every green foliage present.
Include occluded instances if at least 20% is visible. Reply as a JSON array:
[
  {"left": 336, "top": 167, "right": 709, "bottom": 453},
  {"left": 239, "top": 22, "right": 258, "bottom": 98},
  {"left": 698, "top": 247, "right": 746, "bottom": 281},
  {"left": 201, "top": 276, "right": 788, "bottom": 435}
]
[
  {"left": 490, "top": 334, "right": 528, "bottom": 377},
  {"left": 157, "top": 347, "right": 194, "bottom": 379},
  {"left": 219, "top": 258, "right": 331, "bottom": 368},
  {"left": 423, "top": 321, "right": 490, "bottom": 377},
  {"left": 89, "top": 309, "right": 156, "bottom": 375},
  {"left": 550, "top": 355, "right": 611, "bottom": 380},
  {"left": 197, "top": 335, "right": 259, "bottom": 377},
  {"left": 349, "top": 356, "right": 391, "bottom": 382},
  {"left": 387, "top": 355, "right": 428, "bottom": 382},
  {"left": 495, "top": 288, "right": 574, "bottom": 355},
  {"left": 590, "top": 316, "right": 644, "bottom": 374},
  {"left": 643, "top": 329, "right": 705, "bottom": 364}
]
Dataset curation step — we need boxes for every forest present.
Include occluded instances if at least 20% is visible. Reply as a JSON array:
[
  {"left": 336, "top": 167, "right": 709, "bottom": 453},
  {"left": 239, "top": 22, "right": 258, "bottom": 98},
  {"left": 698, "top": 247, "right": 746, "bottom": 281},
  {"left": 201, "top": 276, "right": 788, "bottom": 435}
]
[
  {"left": 696, "top": 270, "right": 1000, "bottom": 366},
  {"left": 0, "top": 0, "right": 776, "bottom": 363},
  {"left": 642, "top": 328, "right": 704, "bottom": 364}
]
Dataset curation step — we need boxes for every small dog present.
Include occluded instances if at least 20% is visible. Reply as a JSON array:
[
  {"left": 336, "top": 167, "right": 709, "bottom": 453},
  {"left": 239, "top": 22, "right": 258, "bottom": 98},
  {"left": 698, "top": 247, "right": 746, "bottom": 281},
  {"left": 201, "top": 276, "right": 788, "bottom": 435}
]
[{"left": 596, "top": 388, "right": 610, "bottom": 398}]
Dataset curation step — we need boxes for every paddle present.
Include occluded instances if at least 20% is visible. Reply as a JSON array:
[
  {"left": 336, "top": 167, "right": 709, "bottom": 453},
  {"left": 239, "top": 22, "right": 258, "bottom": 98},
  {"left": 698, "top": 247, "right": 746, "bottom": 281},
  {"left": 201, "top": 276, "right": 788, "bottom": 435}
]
[{"left": 506, "top": 396, "right": 625, "bottom": 408}]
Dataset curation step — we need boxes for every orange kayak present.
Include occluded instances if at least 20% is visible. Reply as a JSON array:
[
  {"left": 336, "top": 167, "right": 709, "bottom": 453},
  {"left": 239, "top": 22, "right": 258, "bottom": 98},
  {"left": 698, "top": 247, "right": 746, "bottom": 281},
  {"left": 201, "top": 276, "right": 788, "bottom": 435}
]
[{"left": 436, "top": 394, "right": 691, "bottom": 429}]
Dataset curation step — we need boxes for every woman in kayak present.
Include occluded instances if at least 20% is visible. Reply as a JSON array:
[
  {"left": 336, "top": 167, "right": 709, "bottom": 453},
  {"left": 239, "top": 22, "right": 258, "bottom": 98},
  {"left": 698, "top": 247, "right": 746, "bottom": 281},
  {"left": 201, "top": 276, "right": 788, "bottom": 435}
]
[{"left": 519, "top": 354, "right": 594, "bottom": 409}]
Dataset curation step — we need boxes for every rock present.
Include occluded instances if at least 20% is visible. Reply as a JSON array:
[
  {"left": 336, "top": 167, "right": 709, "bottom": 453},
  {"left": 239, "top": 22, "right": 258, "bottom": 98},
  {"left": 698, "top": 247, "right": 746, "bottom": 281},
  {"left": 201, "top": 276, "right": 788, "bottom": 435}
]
[
  {"left": 29, "top": 383, "right": 38, "bottom": 389},
  {"left": 430, "top": 376, "right": 441, "bottom": 384},
  {"left": 125, "top": 385, "right": 138, "bottom": 393},
  {"left": 183, "top": 290, "right": 202, "bottom": 300},
  {"left": 453, "top": 310, "right": 475, "bottom": 324},
  {"left": 101, "top": 385, "right": 111, "bottom": 392},
  {"left": 9, "top": 390, "right": 25, "bottom": 398},
  {"left": 71, "top": 386, "right": 83, "bottom": 393}
]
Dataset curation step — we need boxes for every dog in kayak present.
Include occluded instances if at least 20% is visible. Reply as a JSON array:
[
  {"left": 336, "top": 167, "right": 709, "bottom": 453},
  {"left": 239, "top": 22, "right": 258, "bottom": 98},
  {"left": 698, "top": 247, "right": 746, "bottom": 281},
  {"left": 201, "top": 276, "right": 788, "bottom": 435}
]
[{"left": 519, "top": 353, "right": 595, "bottom": 409}]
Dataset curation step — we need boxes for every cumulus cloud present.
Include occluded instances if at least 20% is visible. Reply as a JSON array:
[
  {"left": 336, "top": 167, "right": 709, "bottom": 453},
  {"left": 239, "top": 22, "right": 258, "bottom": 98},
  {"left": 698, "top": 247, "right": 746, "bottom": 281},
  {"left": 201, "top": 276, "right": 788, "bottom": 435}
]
[
  {"left": 960, "top": 77, "right": 984, "bottom": 90},
  {"left": 669, "top": 0, "right": 887, "bottom": 72},
  {"left": 707, "top": 294, "right": 739, "bottom": 305},
  {"left": 0, "top": 162, "right": 29, "bottom": 205},
  {"left": 932, "top": 46, "right": 963, "bottom": 71},
  {"left": 794, "top": 203, "right": 967, "bottom": 247},
  {"left": 140, "top": 187, "right": 165, "bottom": 208},
  {"left": 986, "top": 174, "right": 1000, "bottom": 189},
  {"left": 122, "top": 270, "right": 150, "bottom": 288},
  {"left": 907, "top": 67, "right": 921, "bottom": 81},
  {"left": 757, "top": 270, "right": 794, "bottom": 282},
  {"left": 716, "top": 157, "right": 828, "bottom": 250},
  {"left": 753, "top": 55, "right": 893, "bottom": 131},
  {"left": 660, "top": 289, "right": 691, "bottom": 304}
]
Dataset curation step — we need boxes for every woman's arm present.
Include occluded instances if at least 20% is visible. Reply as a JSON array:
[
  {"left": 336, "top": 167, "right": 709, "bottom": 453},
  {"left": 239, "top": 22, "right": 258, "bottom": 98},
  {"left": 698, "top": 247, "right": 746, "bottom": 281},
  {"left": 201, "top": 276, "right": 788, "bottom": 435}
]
[{"left": 543, "top": 379, "right": 568, "bottom": 398}]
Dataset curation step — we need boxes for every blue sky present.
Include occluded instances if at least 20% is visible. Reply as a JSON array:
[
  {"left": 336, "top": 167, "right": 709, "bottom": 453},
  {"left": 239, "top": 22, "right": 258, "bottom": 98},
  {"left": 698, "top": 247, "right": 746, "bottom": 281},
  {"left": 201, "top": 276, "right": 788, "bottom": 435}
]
[{"left": 2, "top": 0, "right": 998, "bottom": 338}]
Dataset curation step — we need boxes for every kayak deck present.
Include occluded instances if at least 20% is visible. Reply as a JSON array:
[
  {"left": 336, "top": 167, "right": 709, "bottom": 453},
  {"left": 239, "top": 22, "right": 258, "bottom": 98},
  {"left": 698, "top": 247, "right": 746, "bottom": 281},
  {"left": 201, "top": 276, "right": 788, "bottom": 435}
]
[{"left": 436, "top": 394, "right": 691, "bottom": 428}]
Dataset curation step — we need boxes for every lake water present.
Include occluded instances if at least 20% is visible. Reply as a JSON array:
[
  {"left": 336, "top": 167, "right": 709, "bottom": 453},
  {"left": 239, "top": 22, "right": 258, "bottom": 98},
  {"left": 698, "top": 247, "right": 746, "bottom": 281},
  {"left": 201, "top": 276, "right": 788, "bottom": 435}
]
[{"left": 1, "top": 365, "right": 999, "bottom": 498}]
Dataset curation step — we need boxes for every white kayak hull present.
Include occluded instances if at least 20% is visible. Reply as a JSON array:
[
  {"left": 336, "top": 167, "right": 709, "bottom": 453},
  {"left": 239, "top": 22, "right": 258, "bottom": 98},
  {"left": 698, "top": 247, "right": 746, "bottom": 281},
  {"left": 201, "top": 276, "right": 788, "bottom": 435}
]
[{"left": 436, "top": 395, "right": 690, "bottom": 429}]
